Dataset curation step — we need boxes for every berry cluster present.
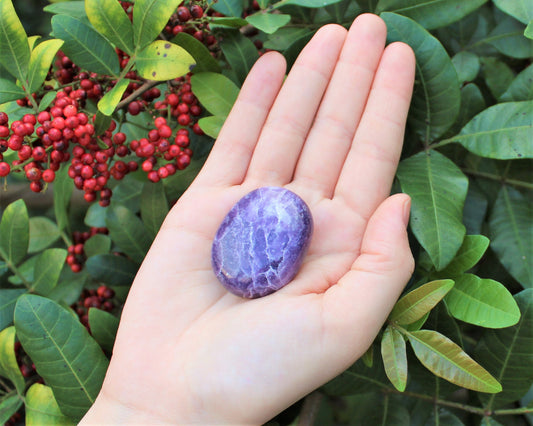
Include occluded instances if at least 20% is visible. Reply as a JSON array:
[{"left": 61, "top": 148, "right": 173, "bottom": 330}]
[
  {"left": 66, "top": 227, "right": 109, "bottom": 273},
  {"left": 72, "top": 285, "right": 116, "bottom": 330}
]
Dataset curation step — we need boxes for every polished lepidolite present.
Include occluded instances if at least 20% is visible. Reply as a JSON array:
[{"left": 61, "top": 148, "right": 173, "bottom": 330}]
[{"left": 211, "top": 187, "right": 313, "bottom": 298}]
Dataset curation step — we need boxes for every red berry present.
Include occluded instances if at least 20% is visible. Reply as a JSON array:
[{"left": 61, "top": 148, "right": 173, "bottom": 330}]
[
  {"left": 81, "top": 165, "right": 93, "bottom": 179},
  {"left": 158, "top": 125, "right": 172, "bottom": 138},
  {"left": 147, "top": 170, "right": 160, "bottom": 182},
  {"left": 190, "top": 4, "right": 203, "bottom": 18},
  {"left": 177, "top": 6, "right": 191, "bottom": 21},
  {"left": 113, "top": 132, "right": 126, "bottom": 144},
  {"left": 42, "top": 169, "right": 55, "bottom": 182},
  {"left": 29, "top": 181, "right": 43, "bottom": 193},
  {"left": 0, "top": 162, "right": 10, "bottom": 176},
  {"left": 63, "top": 104, "right": 78, "bottom": 117},
  {"left": 177, "top": 114, "right": 191, "bottom": 126},
  {"left": 0, "top": 112, "right": 8, "bottom": 125},
  {"left": 0, "top": 126, "right": 9, "bottom": 138},
  {"left": 32, "top": 146, "right": 46, "bottom": 162},
  {"left": 127, "top": 101, "right": 141, "bottom": 115},
  {"left": 154, "top": 117, "right": 167, "bottom": 128}
]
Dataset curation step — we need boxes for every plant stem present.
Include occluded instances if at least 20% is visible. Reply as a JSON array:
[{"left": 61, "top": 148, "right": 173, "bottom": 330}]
[
  {"left": 0, "top": 377, "right": 14, "bottom": 393},
  {"left": 115, "top": 80, "right": 159, "bottom": 111},
  {"left": 462, "top": 168, "right": 533, "bottom": 190},
  {"left": 297, "top": 391, "right": 323, "bottom": 426}
]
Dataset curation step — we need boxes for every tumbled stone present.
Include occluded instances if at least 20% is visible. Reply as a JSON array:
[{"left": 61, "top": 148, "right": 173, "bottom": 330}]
[{"left": 211, "top": 187, "right": 313, "bottom": 298}]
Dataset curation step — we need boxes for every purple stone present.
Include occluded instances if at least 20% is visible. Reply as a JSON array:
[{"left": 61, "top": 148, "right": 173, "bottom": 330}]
[{"left": 211, "top": 187, "right": 313, "bottom": 298}]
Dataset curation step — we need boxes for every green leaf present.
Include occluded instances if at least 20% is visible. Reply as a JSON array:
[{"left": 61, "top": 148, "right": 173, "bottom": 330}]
[
  {"left": 219, "top": 30, "right": 259, "bottom": 85},
  {"left": 376, "top": 0, "right": 488, "bottom": 30},
  {"left": 381, "top": 326, "right": 408, "bottom": 391},
  {"left": 323, "top": 358, "right": 391, "bottom": 396},
  {"left": 454, "top": 83, "right": 486, "bottom": 132},
  {"left": 88, "top": 308, "right": 119, "bottom": 353},
  {"left": 451, "top": 51, "right": 480, "bottom": 84},
  {"left": 0, "top": 394, "right": 22, "bottom": 425},
  {"left": 493, "top": 0, "right": 533, "bottom": 25},
  {"left": 132, "top": 0, "right": 181, "bottom": 50},
  {"left": 406, "top": 329, "right": 502, "bottom": 393},
  {"left": 476, "top": 289, "right": 533, "bottom": 408},
  {"left": 106, "top": 204, "right": 151, "bottom": 263},
  {"left": 0, "top": 326, "right": 25, "bottom": 394},
  {"left": 53, "top": 165, "right": 73, "bottom": 233},
  {"left": 456, "top": 101, "right": 533, "bottom": 160},
  {"left": 111, "top": 175, "right": 142, "bottom": 211},
  {"left": 381, "top": 13, "right": 460, "bottom": 142},
  {"left": 84, "top": 202, "right": 107, "bottom": 228},
  {"left": 85, "top": 0, "right": 134, "bottom": 55},
  {"left": 30, "top": 248, "right": 67, "bottom": 296},
  {"left": 0, "top": 78, "right": 25, "bottom": 103},
  {"left": 0, "top": 289, "right": 25, "bottom": 331},
  {"left": 480, "top": 57, "right": 515, "bottom": 100},
  {"left": 25, "top": 383, "right": 75, "bottom": 426},
  {"left": 389, "top": 280, "right": 454, "bottom": 325},
  {"left": 500, "top": 63, "right": 533, "bottom": 102},
  {"left": 135, "top": 40, "right": 195, "bottom": 81},
  {"left": 0, "top": 199, "right": 29, "bottom": 267},
  {"left": 264, "top": 27, "right": 312, "bottom": 51},
  {"left": 208, "top": 17, "right": 248, "bottom": 29},
  {"left": 446, "top": 274, "right": 521, "bottom": 328},
  {"left": 140, "top": 181, "right": 168, "bottom": 238},
  {"left": 397, "top": 151, "right": 468, "bottom": 270},
  {"left": 198, "top": 115, "right": 226, "bottom": 139},
  {"left": 525, "top": 21, "right": 533, "bottom": 39},
  {"left": 47, "top": 273, "right": 86, "bottom": 307},
  {"left": 14, "top": 294, "right": 109, "bottom": 421},
  {"left": 171, "top": 32, "right": 221, "bottom": 73},
  {"left": 275, "top": 0, "right": 344, "bottom": 8},
  {"left": 85, "top": 254, "right": 138, "bottom": 286},
  {"left": 39, "top": 90, "right": 57, "bottom": 111},
  {"left": 486, "top": 17, "right": 533, "bottom": 59},
  {"left": 361, "top": 344, "right": 374, "bottom": 368},
  {"left": 437, "top": 235, "right": 490, "bottom": 277},
  {"left": 191, "top": 72, "right": 240, "bottom": 116},
  {"left": 51, "top": 14, "right": 120, "bottom": 77},
  {"left": 27, "top": 39, "right": 63, "bottom": 94},
  {"left": 208, "top": 0, "right": 243, "bottom": 16},
  {"left": 246, "top": 12, "right": 291, "bottom": 34},
  {"left": 0, "top": 0, "right": 30, "bottom": 83},
  {"left": 29, "top": 216, "right": 60, "bottom": 253},
  {"left": 44, "top": 1, "right": 87, "bottom": 20},
  {"left": 97, "top": 78, "right": 129, "bottom": 116},
  {"left": 489, "top": 186, "right": 532, "bottom": 288},
  {"left": 83, "top": 234, "right": 111, "bottom": 258}
]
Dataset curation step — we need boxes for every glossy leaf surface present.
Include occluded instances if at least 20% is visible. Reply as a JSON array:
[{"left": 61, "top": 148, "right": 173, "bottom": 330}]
[
  {"left": 28, "top": 217, "right": 60, "bottom": 253},
  {"left": 97, "top": 78, "right": 129, "bottom": 115},
  {"left": 135, "top": 40, "right": 195, "bottom": 81},
  {"left": 88, "top": 308, "right": 119, "bottom": 353},
  {"left": 437, "top": 235, "right": 490, "bottom": 277},
  {"left": 191, "top": 72, "right": 240, "bottom": 116},
  {"left": 132, "top": 0, "right": 181, "bottom": 50},
  {"left": 0, "top": 326, "right": 25, "bottom": 394},
  {"left": 0, "top": 78, "right": 25, "bottom": 103},
  {"left": 25, "top": 383, "right": 75, "bottom": 426},
  {"left": 27, "top": 39, "right": 63, "bottom": 93},
  {"left": 246, "top": 12, "right": 291, "bottom": 34},
  {"left": 0, "top": 0, "right": 30, "bottom": 82},
  {"left": 140, "top": 181, "right": 168, "bottom": 238},
  {"left": 172, "top": 32, "right": 221, "bottom": 73},
  {"left": 30, "top": 248, "right": 67, "bottom": 295},
  {"left": 85, "top": 254, "right": 138, "bottom": 286},
  {"left": 0, "top": 199, "right": 29, "bottom": 267},
  {"left": 381, "top": 326, "right": 408, "bottom": 391}
]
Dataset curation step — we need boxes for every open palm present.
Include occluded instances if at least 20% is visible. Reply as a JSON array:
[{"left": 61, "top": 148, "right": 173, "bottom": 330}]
[{"left": 81, "top": 14, "right": 416, "bottom": 425}]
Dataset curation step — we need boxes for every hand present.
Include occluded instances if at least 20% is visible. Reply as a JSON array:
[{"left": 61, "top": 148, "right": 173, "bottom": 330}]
[{"left": 81, "top": 13, "right": 416, "bottom": 425}]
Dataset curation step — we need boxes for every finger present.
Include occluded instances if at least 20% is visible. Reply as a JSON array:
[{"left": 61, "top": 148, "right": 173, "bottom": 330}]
[
  {"left": 334, "top": 42, "right": 415, "bottom": 219},
  {"left": 322, "top": 194, "right": 414, "bottom": 363},
  {"left": 292, "top": 14, "right": 387, "bottom": 199},
  {"left": 193, "top": 51, "right": 286, "bottom": 188},
  {"left": 245, "top": 24, "right": 347, "bottom": 186}
]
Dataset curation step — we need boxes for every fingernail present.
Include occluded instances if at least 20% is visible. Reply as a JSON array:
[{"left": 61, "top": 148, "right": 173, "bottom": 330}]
[{"left": 402, "top": 196, "right": 411, "bottom": 227}]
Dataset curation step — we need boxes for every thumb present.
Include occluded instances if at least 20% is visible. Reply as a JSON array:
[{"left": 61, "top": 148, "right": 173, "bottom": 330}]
[{"left": 322, "top": 193, "right": 414, "bottom": 362}]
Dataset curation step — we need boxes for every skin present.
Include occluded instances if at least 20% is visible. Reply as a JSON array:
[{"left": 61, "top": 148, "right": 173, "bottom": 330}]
[{"left": 80, "top": 14, "right": 416, "bottom": 425}]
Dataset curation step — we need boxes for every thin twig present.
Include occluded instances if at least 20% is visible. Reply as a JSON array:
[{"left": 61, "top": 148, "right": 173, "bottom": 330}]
[
  {"left": 115, "top": 80, "right": 159, "bottom": 111},
  {"left": 297, "top": 391, "right": 324, "bottom": 426}
]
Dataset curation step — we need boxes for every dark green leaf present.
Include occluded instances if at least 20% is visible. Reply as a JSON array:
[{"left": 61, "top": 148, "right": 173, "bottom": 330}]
[
  {"left": 437, "top": 235, "right": 490, "bottom": 277},
  {"left": 85, "top": 0, "right": 134, "bottom": 55},
  {"left": 47, "top": 273, "right": 87, "bottom": 306},
  {"left": 27, "top": 39, "right": 64, "bottom": 94},
  {"left": 132, "top": 0, "right": 182, "bottom": 50},
  {"left": 218, "top": 30, "right": 259, "bottom": 85},
  {"left": 406, "top": 329, "right": 502, "bottom": 393},
  {"left": 0, "top": 0, "right": 30, "bottom": 83},
  {"left": 397, "top": 151, "right": 468, "bottom": 270},
  {"left": 84, "top": 202, "right": 107, "bottom": 228},
  {"left": 462, "top": 181, "right": 488, "bottom": 235},
  {"left": 275, "top": 0, "right": 344, "bottom": 8},
  {"left": 44, "top": 1, "right": 87, "bottom": 19},
  {"left": 445, "top": 273, "right": 521, "bottom": 328},
  {"left": 381, "top": 326, "right": 408, "bottom": 391},
  {"left": 500, "top": 63, "right": 533, "bottom": 102},
  {"left": 191, "top": 72, "right": 240, "bottom": 116},
  {"left": 476, "top": 289, "right": 533, "bottom": 408},
  {"left": 39, "top": 90, "right": 57, "bottom": 111},
  {"left": 111, "top": 176, "right": 143, "bottom": 211},
  {"left": 0, "top": 78, "right": 26, "bottom": 104},
  {"left": 208, "top": 17, "right": 248, "bottom": 29},
  {"left": 28, "top": 216, "right": 60, "bottom": 253},
  {"left": 53, "top": 165, "right": 73, "bottom": 233},
  {"left": 454, "top": 83, "right": 486, "bottom": 132},
  {"left": 51, "top": 15, "right": 120, "bottom": 76},
  {"left": 30, "top": 248, "right": 67, "bottom": 296},
  {"left": 88, "top": 308, "right": 119, "bottom": 353},
  {"left": 208, "top": 0, "right": 243, "bottom": 16},
  {"left": 246, "top": 12, "right": 291, "bottom": 34},
  {"left": 489, "top": 185, "right": 532, "bottom": 288},
  {"left": 140, "top": 181, "right": 168, "bottom": 238},
  {"left": 85, "top": 254, "right": 138, "bottom": 286},
  {"left": 264, "top": 27, "right": 312, "bottom": 51},
  {"left": 0, "top": 199, "right": 29, "bottom": 266},
  {"left": 389, "top": 279, "right": 454, "bottom": 325},
  {"left": 97, "top": 78, "right": 129, "bottom": 116},
  {"left": 451, "top": 51, "right": 480, "bottom": 84},
  {"left": 0, "top": 394, "right": 22, "bottom": 425},
  {"left": 493, "top": 0, "right": 533, "bottom": 25},
  {"left": 14, "top": 294, "right": 109, "bottom": 421},
  {"left": 25, "top": 383, "right": 75, "bottom": 425},
  {"left": 0, "top": 326, "right": 25, "bottom": 394},
  {"left": 83, "top": 234, "right": 111, "bottom": 258},
  {"left": 381, "top": 13, "right": 460, "bottom": 142},
  {"left": 0, "top": 289, "right": 25, "bottom": 331},
  {"left": 376, "top": 0, "right": 488, "bottom": 30},
  {"left": 480, "top": 57, "right": 515, "bottom": 100},
  {"left": 323, "top": 358, "right": 391, "bottom": 396},
  {"left": 487, "top": 17, "right": 533, "bottom": 59},
  {"left": 198, "top": 115, "right": 226, "bottom": 139},
  {"left": 172, "top": 32, "right": 221, "bottom": 73},
  {"left": 135, "top": 40, "right": 195, "bottom": 81}
]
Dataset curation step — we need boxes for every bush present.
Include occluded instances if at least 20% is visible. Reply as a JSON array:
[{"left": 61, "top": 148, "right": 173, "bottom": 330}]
[{"left": 0, "top": 0, "right": 531, "bottom": 424}]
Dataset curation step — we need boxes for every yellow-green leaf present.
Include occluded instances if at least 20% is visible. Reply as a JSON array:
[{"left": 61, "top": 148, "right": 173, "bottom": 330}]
[
  {"left": 407, "top": 329, "right": 502, "bottom": 393},
  {"left": 0, "top": 0, "right": 30, "bottom": 83},
  {"left": 25, "top": 383, "right": 75, "bottom": 426},
  {"left": 0, "top": 326, "right": 25, "bottom": 394},
  {"left": 436, "top": 235, "right": 490, "bottom": 277},
  {"left": 135, "top": 40, "right": 195, "bottom": 81},
  {"left": 85, "top": 0, "right": 134, "bottom": 55},
  {"left": 27, "top": 39, "right": 64, "bottom": 93},
  {"left": 97, "top": 78, "right": 130, "bottom": 116},
  {"left": 132, "top": 0, "right": 182, "bottom": 50},
  {"left": 389, "top": 280, "right": 454, "bottom": 325},
  {"left": 0, "top": 199, "right": 29, "bottom": 266},
  {"left": 381, "top": 326, "right": 408, "bottom": 391}
]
